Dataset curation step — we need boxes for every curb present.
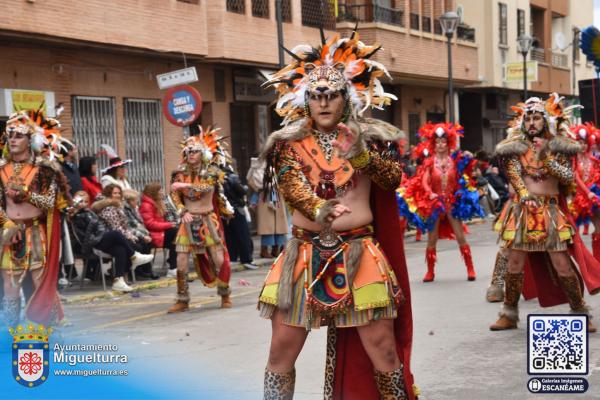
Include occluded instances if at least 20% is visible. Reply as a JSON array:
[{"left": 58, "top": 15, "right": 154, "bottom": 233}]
[{"left": 61, "top": 258, "right": 274, "bottom": 305}]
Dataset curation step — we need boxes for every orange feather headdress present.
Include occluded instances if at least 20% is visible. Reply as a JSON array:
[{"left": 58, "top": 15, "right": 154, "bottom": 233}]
[
  {"left": 264, "top": 26, "right": 397, "bottom": 126},
  {"left": 181, "top": 125, "right": 230, "bottom": 166}
]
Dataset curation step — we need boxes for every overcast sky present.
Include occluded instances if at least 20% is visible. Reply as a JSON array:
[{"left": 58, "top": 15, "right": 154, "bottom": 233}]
[{"left": 596, "top": 0, "right": 600, "bottom": 26}]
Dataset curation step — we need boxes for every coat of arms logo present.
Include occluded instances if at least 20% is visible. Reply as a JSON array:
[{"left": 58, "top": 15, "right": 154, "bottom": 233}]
[{"left": 9, "top": 323, "right": 52, "bottom": 388}]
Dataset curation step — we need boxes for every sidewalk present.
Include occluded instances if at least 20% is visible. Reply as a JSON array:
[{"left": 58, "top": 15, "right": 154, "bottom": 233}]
[{"left": 59, "top": 219, "right": 487, "bottom": 305}]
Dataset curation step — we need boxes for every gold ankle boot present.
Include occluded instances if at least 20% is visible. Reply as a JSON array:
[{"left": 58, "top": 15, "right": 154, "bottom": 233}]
[
  {"left": 490, "top": 272, "right": 523, "bottom": 331},
  {"left": 374, "top": 367, "right": 407, "bottom": 400},
  {"left": 264, "top": 368, "right": 295, "bottom": 400}
]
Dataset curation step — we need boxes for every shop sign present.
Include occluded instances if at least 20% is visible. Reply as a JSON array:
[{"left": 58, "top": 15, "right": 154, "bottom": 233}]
[{"left": 161, "top": 85, "right": 202, "bottom": 127}]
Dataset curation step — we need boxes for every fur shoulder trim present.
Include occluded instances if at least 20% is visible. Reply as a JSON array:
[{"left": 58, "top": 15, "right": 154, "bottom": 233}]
[
  {"left": 548, "top": 136, "right": 582, "bottom": 156},
  {"left": 494, "top": 138, "right": 529, "bottom": 157},
  {"left": 36, "top": 158, "right": 61, "bottom": 172},
  {"left": 349, "top": 117, "right": 405, "bottom": 143},
  {"left": 260, "top": 118, "right": 311, "bottom": 159},
  {"left": 91, "top": 198, "right": 121, "bottom": 212}
]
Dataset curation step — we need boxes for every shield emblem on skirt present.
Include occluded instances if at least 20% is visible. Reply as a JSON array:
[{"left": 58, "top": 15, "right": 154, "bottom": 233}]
[{"left": 12, "top": 341, "right": 49, "bottom": 387}]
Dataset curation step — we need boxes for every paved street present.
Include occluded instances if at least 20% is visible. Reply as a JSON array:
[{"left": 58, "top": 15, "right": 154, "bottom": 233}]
[{"left": 59, "top": 222, "right": 600, "bottom": 400}]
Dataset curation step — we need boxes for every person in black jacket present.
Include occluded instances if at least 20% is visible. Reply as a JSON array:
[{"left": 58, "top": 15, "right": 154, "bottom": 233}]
[
  {"left": 60, "top": 142, "right": 83, "bottom": 195},
  {"left": 222, "top": 165, "right": 257, "bottom": 269},
  {"left": 69, "top": 191, "right": 153, "bottom": 292}
]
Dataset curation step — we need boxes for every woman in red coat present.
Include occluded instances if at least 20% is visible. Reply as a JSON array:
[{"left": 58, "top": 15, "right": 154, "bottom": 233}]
[
  {"left": 140, "top": 182, "right": 178, "bottom": 274},
  {"left": 79, "top": 156, "right": 103, "bottom": 201}
]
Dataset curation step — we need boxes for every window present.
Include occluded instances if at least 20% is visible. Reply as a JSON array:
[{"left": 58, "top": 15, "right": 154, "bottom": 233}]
[
  {"left": 499, "top": 3, "right": 507, "bottom": 45},
  {"left": 408, "top": 113, "right": 421, "bottom": 146},
  {"left": 123, "top": 99, "right": 165, "bottom": 190},
  {"left": 517, "top": 9, "right": 525, "bottom": 36},
  {"left": 252, "top": 0, "right": 269, "bottom": 18},
  {"left": 226, "top": 0, "right": 245, "bottom": 14},
  {"left": 71, "top": 96, "right": 116, "bottom": 174},
  {"left": 214, "top": 69, "right": 226, "bottom": 102},
  {"left": 281, "top": 0, "right": 292, "bottom": 22},
  {"left": 301, "top": 0, "right": 336, "bottom": 29}
]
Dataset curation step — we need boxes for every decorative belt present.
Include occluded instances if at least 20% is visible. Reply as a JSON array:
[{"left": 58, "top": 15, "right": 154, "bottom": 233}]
[
  {"left": 292, "top": 225, "right": 374, "bottom": 248},
  {"left": 513, "top": 194, "right": 559, "bottom": 205},
  {"left": 14, "top": 217, "right": 42, "bottom": 228}
]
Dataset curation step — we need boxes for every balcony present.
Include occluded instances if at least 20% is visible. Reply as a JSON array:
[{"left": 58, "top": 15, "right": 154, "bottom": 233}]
[
  {"left": 337, "top": 3, "right": 404, "bottom": 27},
  {"left": 551, "top": 51, "right": 568, "bottom": 68},
  {"left": 531, "top": 47, "right": 546, "bottom": 63},
  {"left": 457, "top": 25, "right": 476, "bottom": 42}
]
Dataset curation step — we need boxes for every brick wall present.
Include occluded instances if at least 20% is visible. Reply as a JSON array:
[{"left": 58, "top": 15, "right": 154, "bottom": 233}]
[{"left": 0, "top": 0, "right": 209, "bottom": 56}]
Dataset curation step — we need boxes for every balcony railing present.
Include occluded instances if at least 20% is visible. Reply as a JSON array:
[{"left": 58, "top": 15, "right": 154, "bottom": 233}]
[
  {"left": 552, "top": 51, "right": 568, "bottom": 68},
  {"left": 337, "top": 4, "right": 404, "bottom": 27},
  {"left": 531, "top": 47, "right": 545, "bottom": 63},
  {"left": 457, "top": 25, "right": 476, "bottom": 42}
]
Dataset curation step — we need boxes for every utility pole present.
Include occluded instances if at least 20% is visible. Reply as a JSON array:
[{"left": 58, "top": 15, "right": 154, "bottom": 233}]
[{"left": 276, "top": 0, "right": 284, "bottom": 68}]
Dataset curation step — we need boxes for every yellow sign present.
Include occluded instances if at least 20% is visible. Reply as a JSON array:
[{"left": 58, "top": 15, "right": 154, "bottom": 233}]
[
  {"left": 504, "top": 61, "right": 538, "bottom": 82},
  {"left": 11, "top": 90, "right": 47, "bottom": 114}
]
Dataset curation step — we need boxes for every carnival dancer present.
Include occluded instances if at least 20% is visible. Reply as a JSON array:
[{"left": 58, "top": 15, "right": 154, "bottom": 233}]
[
  {"left": 257, "top": 29, "right": 416, "bottom": 399},
  {"left": 397, "top": 123, "right": 483, "bottom": 282},
  {"left": 0, "top": 109, "right": 70, "bottom": 326},
  {"left": 167, "top": 127, "right": 235, "bottom": 313},
  {"left": 570, "top": 123, "right": 600, "bottom": 260},
  {"left": 491, "top": 94, "right": 600, "bottom": 331}
]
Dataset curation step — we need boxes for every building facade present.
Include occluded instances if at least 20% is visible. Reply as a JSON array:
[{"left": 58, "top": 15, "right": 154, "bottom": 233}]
[
  {"left": 460, "top": 0, "right": 596, "bottom": 152},
  {"left": 0, "top": 0, "right": 480, "bottom": 185}
]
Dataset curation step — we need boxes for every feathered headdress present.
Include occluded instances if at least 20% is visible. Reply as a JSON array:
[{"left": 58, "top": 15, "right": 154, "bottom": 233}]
[
  {"left": 571, "top": 122, "right": 598, "bottom": 151},
  {"left": 507, "top": 93, "right": 581, "bottom": 138},
  {"left": 413, "top": 122, "right": 464, "bottom": 158},
  {"left": 181, "top": 126, "right": 230, "bottom": 166},
  {"left": 4, "top": 106, "right": 71, "bottom": 161},
  {"left": 264, "top": 26, "right": 397, "bottom": 126}
]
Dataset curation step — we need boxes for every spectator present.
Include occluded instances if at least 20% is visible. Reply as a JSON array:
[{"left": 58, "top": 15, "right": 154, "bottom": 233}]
[
  {"left": 100, "top": 144, "right": 132, "bottom": 189},
  {"left": 79, "top": 156, "right": 102, "bottom": 201},
  {"left": 60, "top": 142, "right": 83, "bottom": 196},
  {"left": 140, "top": 182, "right": 179, "bottom": 277},
  {"left": 123, "top": 189, "right": 158, "bottom": 280},
  {"left": 246, "top": 156, "right": 289, "bottom": 258},
  {"left": 485, "top": 166, "right": 508, "bottom": 210},
  {"left": 473, "top": 166, "right": 495, "bottom": 218},
  {"left": 70, "top": 191, "right": 153, "bottom": 292},
  {"left": 222, "top": 166, "right": 257, "bottom": 270},
  {"left": 93, "top": 184, "right": 154, "bottom": 280}
]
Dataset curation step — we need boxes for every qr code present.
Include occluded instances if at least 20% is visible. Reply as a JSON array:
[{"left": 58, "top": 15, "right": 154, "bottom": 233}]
[{"left": 528, "top": 315, "right": 588, "bottom": 375}]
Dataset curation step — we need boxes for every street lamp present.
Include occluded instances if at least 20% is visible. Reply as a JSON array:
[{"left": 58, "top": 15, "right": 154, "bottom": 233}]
[
  {"left": 517, "top": 34, "right": 534, "bottom": 101},
  {"left": 440, "top": 11, "right": 460, "bottom": 124}
]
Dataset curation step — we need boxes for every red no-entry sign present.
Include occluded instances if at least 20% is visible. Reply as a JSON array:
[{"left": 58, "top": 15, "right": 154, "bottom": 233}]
[{"left": 162, "top": 85, "right": 203, "bottom": 127}]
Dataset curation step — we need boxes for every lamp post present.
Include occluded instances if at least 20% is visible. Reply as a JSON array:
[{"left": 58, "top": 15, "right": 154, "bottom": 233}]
[
  {"left": 440, "top": 11, "right": 460, "bottom": 124},
  {"left": 517, "top": 34, "right": 533, "bottom": 101}
]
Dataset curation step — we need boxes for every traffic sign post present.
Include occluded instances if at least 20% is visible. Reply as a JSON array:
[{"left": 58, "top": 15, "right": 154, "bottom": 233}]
[{"left": 161, "top": 85, "right": 203, "bottom": 128}]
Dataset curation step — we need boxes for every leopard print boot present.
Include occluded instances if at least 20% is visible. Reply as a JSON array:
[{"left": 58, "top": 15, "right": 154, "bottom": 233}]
[
  {"left": 558, "top": 274, "right": 597, "bottom": 333},
  {"left": 264, "top": 368, "right": 295, "bottom": 400},
  {"left": 374, "top": 367, "right": 407, "bottom": 400}
]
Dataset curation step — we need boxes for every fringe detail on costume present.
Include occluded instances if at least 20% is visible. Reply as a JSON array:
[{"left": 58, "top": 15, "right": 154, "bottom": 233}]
[
  {"left": 547, "top": 205, "right": 559, "bottom": 249},
  {"left": 345, "top": 238, "right": 364, "bottom": 285},
  {"left": 495, "top": 138, "right": 528, "bottom": 157},
  {"left": 31, "top": 227, "right": 43, "bottom": 263},
  {"left": 205, "top": 216, "right": 222, "bottom": 246},
  {"left": 1, "top": 225, "right": 19, "bottom": 245},
  {"left": 277, "top": 238, "right": 303, "bottom": 310},
  {"left": 548, "top": 136, "right": 583, "bottom": 156},
  {"left": 499, "top": 304, "right": 519, "bottom": 321},
  {"left": 323, "top": 325, "right": 337, "bottom": 400}
]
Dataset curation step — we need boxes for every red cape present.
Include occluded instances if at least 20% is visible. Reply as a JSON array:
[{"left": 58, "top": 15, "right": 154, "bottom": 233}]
[
  {"left": 522, "top": 196, "right": 600, "bottom": 307},
  {"left": 25, "top": 209, "right": 64, "bottom": 324},
  {"left": 331, "top": 185, "right": 415, "bottom": 399}
]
